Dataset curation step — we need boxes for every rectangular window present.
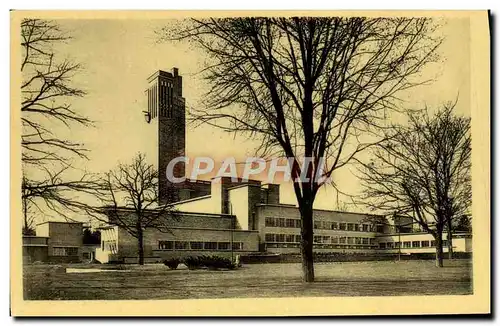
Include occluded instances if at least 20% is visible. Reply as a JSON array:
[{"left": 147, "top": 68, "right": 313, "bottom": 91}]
[
  {"left": 232, "top": 242, "right": 243, "bottom": 251},
  {"left": 331, "top": 222, "right": 338, "bottom": 230},
  {"left": 53, "top": 247, "right": 78, "bottom": 256},
  {"left": 347, "top": 237, "right": 354, "bottom": 244},
  {"left": 362, "top": 224, "right": 370, "bottom": 232},
  {"left": 295, "top": 235, "right": 301, "bottom": 243},
  {"left": 421, "top": 241, "right": 430, "bottom": 248},
  {"left": 339, "top": 237, "right": 347, "bottom": 244},
  {"left": 443, "top": 240, "right": 448, "bottom": 247},
  {"left": 190, "top": 241, "right": 203, "bottom": 250},
  {"left": 314, "top": 235, "right": 322, "bottom": 243},
  {"left": 286, "top": 219, "right": 295, "bottom": 228},
  {"left": 358, "top": 224, "right": 363, "bottom": 232},
  {"left": 403, "top": 241, "right": 411, "bottom": 248},
  {"left": 332, "top": 236, "right": 339, "bottom": 244},
  {"left": 412, "top": 241, "right": 421, "bottom": 248},
  {"left": 66, "top": 247, "right": 78, "bottom": 256},
  {"left": 265, "top": 233, "right": 274, "bottom": 242},
  {"left": 204, "top": 242, "right": 217, "bottom": 250},
  {"left": 313, "top": 221, "right": 320, "bottom": 229},
  {"left": 286, "top": 234, "right": 295, "bottom": 243},
  {"left": 294, "top": 219, "right": 302, "bottom": 228},
  {"left": 431, "top": 240, "right": 436, "bottom": 247},
  {"left": 394, "top": 242, "right": 401, "bottom": 248},
  {"left": 158, "top": 240, "right": 174, "bottom": 250},
  {"left": 370, "top": 238, "right": 375, "bottom": 245},
  {"left": 52, "top": 247, "right": 66, "bottom": 256},
  {"left": 175, "top": 241, "right": 188, "bottom": 250},
  {"left": 276, "top": 234, "right": 285, "bottom": 243},
  {"left": 347, "top": 223, "right": 355, "bottom": 231},
  {"left": 387, "top": 242, "right": 394, "bottom": 249},
  {"left": 376, "top": 225, "right": 385, "bottom": 233},
  {"left": 323, "top": 236, "right": 331, "bottom": 244},
  {"left": 339, "top": 223, "right": 347, "bottom": 230},
  {"left": 265, "top": 217, "right": 274, "bottom": 227},
  {"left": 278, "top": 218, "right": 286, "bottom": 227},
  {"left": 218, "top": 242, "right": 230, "bottom": 250},
  {"left": 362, "top": 238, "right": 369, "bottom": 245},
  {"left": 379, "top": 242, "right": 386, "bottom": 249}
]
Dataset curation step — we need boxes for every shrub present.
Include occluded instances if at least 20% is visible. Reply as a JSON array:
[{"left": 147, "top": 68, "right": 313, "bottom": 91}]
[
  {"left": 163, "top": 258, "right": 180, "bottom": 270},
  {"left": 203, "top": 255, "right": 235, "bottom": 270},
  {"left": 183, "top": 255, "right": 236, "bottom": 270},
  {"left": 183, "top": 256, "right": 203, "bottom": 270}
]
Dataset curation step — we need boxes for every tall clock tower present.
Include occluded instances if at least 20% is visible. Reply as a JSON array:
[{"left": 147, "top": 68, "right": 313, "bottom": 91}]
[{"left": 145, "top": 68, "right": 186, "bottom": 204}]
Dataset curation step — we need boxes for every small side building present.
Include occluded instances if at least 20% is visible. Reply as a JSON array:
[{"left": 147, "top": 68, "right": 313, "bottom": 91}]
[{"left": 22, "top": 221, "right": 84, "bottom": 263}]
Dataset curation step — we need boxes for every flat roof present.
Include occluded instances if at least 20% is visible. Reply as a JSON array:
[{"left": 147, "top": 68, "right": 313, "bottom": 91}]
[
  {"left": 147, "top": 69, "right": 175, "bottom": 82},
  {"left": 377, "top": 232, "right": 472, "bottom": 238},
  {"left": 255, "top": 203, "right": 384, "bottom": 217},
  {"left": 171, "top": 194, "right": 212, "bottom": 205},
  {"left": 36, "top": 221, "right": 83, "bottom": 226},
  {"left": 226, "top": 183, "right": 262, "bottom": 191},
  {"left": 184, "top": 178, "right": 211, "bottom": 184},
  {"left": 100, "top": 205, "right": 235, "bottom": 218}
]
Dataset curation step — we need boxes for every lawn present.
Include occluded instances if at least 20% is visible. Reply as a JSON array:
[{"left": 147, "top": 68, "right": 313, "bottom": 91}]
[{"left": 23, "top": 259, "right": 473, "bottom": 300}]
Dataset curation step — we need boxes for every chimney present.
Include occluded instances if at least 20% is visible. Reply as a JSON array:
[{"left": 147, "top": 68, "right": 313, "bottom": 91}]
[{"left": 265, "top": 184, "right": 280, "bottom": 204}]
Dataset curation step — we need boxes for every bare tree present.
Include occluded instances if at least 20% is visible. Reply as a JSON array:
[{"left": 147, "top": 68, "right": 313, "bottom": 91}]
[
  {"left": 358, "top": 103, "right": 471, "bottom": 267},
  {"left": 161, "top": 17, "right": 441, "bottom": 281},
  {"left": 22, "top": 166, "right": 103, "bottom": 222},
  {"left": 21, "top": 18, "right": 96, "bottom": 226},
  {"left": 98, "top": 153, "right": 176, "bottom": 265}
]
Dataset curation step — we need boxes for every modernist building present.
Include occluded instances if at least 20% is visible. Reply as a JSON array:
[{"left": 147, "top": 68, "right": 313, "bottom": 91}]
[
  {"left": 22, "top": 221, "right": 84, "bottom": 263},
  {"left": 94, "top": 68, "right": 472, "bottom": 264}
]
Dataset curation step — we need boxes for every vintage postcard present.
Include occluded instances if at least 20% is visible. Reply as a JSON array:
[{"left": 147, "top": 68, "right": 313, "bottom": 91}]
[{"left": 10, "top": 10, "right": 490, "bottom": 316}]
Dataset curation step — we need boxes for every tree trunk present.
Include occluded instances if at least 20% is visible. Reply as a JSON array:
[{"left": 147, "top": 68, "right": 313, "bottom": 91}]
[
  {"left": 446, "top": 218, "right": 454, "bottom": 259},
  {"left": 137, "top": 227, "right": 145, "bottom": 265},
  {"left": 300, "top": 200, "right": 315, "bottom": 282},
  {"left": 23, "top": 196, "right": 28, "bottom": 229},
  {"left": 434, "top": 232, "right": 444, "bottom": 267}
]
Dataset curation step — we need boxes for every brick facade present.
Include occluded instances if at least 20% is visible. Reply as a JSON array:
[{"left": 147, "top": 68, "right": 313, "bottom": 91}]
[
  {"left": 146, "top": 69, "right": 186, "bottom": 204},
  {"left": 23, "top": 222, "right": 84, "bottom": 263}
]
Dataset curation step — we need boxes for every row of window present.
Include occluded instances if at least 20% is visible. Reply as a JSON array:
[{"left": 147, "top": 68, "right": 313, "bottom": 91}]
[
  {"left": 265, "top": 217, "right": 302, "bottom": 228},
  {"left": 157, "top": 240, "right": 244, "bottom": 251},
  {"left": 264, "top": 217, "right": 379, "bottom": 232},
  {"left": 102, "top": 240, "right": 118, "bottom": 254},
  {"left": 378, "top": 240, "right": 448, "bottom": 249},
  {"left": 52, "top": 247, "right": 79, "bottom": 257},
  {"left": 265, "top": 233, "right": 376, "bottom": 245},
  {"left": 266, "top": 243, "right": 376, "bottom": 249}
]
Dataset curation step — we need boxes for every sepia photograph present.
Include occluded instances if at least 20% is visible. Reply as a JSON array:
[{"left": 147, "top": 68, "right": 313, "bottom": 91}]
[{"left": 10, "top": 10, "right": 490, "bottom": 316}]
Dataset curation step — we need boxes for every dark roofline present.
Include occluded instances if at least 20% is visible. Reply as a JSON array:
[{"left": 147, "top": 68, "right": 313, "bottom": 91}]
[
  {"left": 210, "top": 176, "right": 261, "bottom": 183},
  {"left": 255, "top": 203, "right": 297, "bottom": 208},
  {"left": 376, "top": 231, "right": 472, "bottom": 237},
  {"left": 99, "top": 205, "right": 236, "bottom": 218},
  {"left": 36, "top": 221, "right": 83, "bottom": 226},
  {"left": 255, "top": 203, "right": 384, "bottom": 217},
  {"left": 184, "top": 178, "right": 211, "bottom": 185},
  {"left": 226, "top": 183, "right": 263, "bottom": 191},
  {"left": 173, "top": 211, "right": 235, "bottom": 219},
  {"left": 262, "top": 183, "right": 280, "bottom": 187},
  {"left": 171, "top": 194, "right": 212, "bottom": 205},
  {"left": 147, "top": 69, "right": 175, "bottom": 82}
]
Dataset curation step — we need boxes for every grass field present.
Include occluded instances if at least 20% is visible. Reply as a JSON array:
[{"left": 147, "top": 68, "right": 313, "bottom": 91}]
[{"left": 23, "top": 259, "right": 473, "bottom": 300}]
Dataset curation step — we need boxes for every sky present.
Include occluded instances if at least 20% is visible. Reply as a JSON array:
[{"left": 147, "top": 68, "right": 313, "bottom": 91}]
[{"left": 37, "top": 17, "right": 471, "bottom": 216}]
